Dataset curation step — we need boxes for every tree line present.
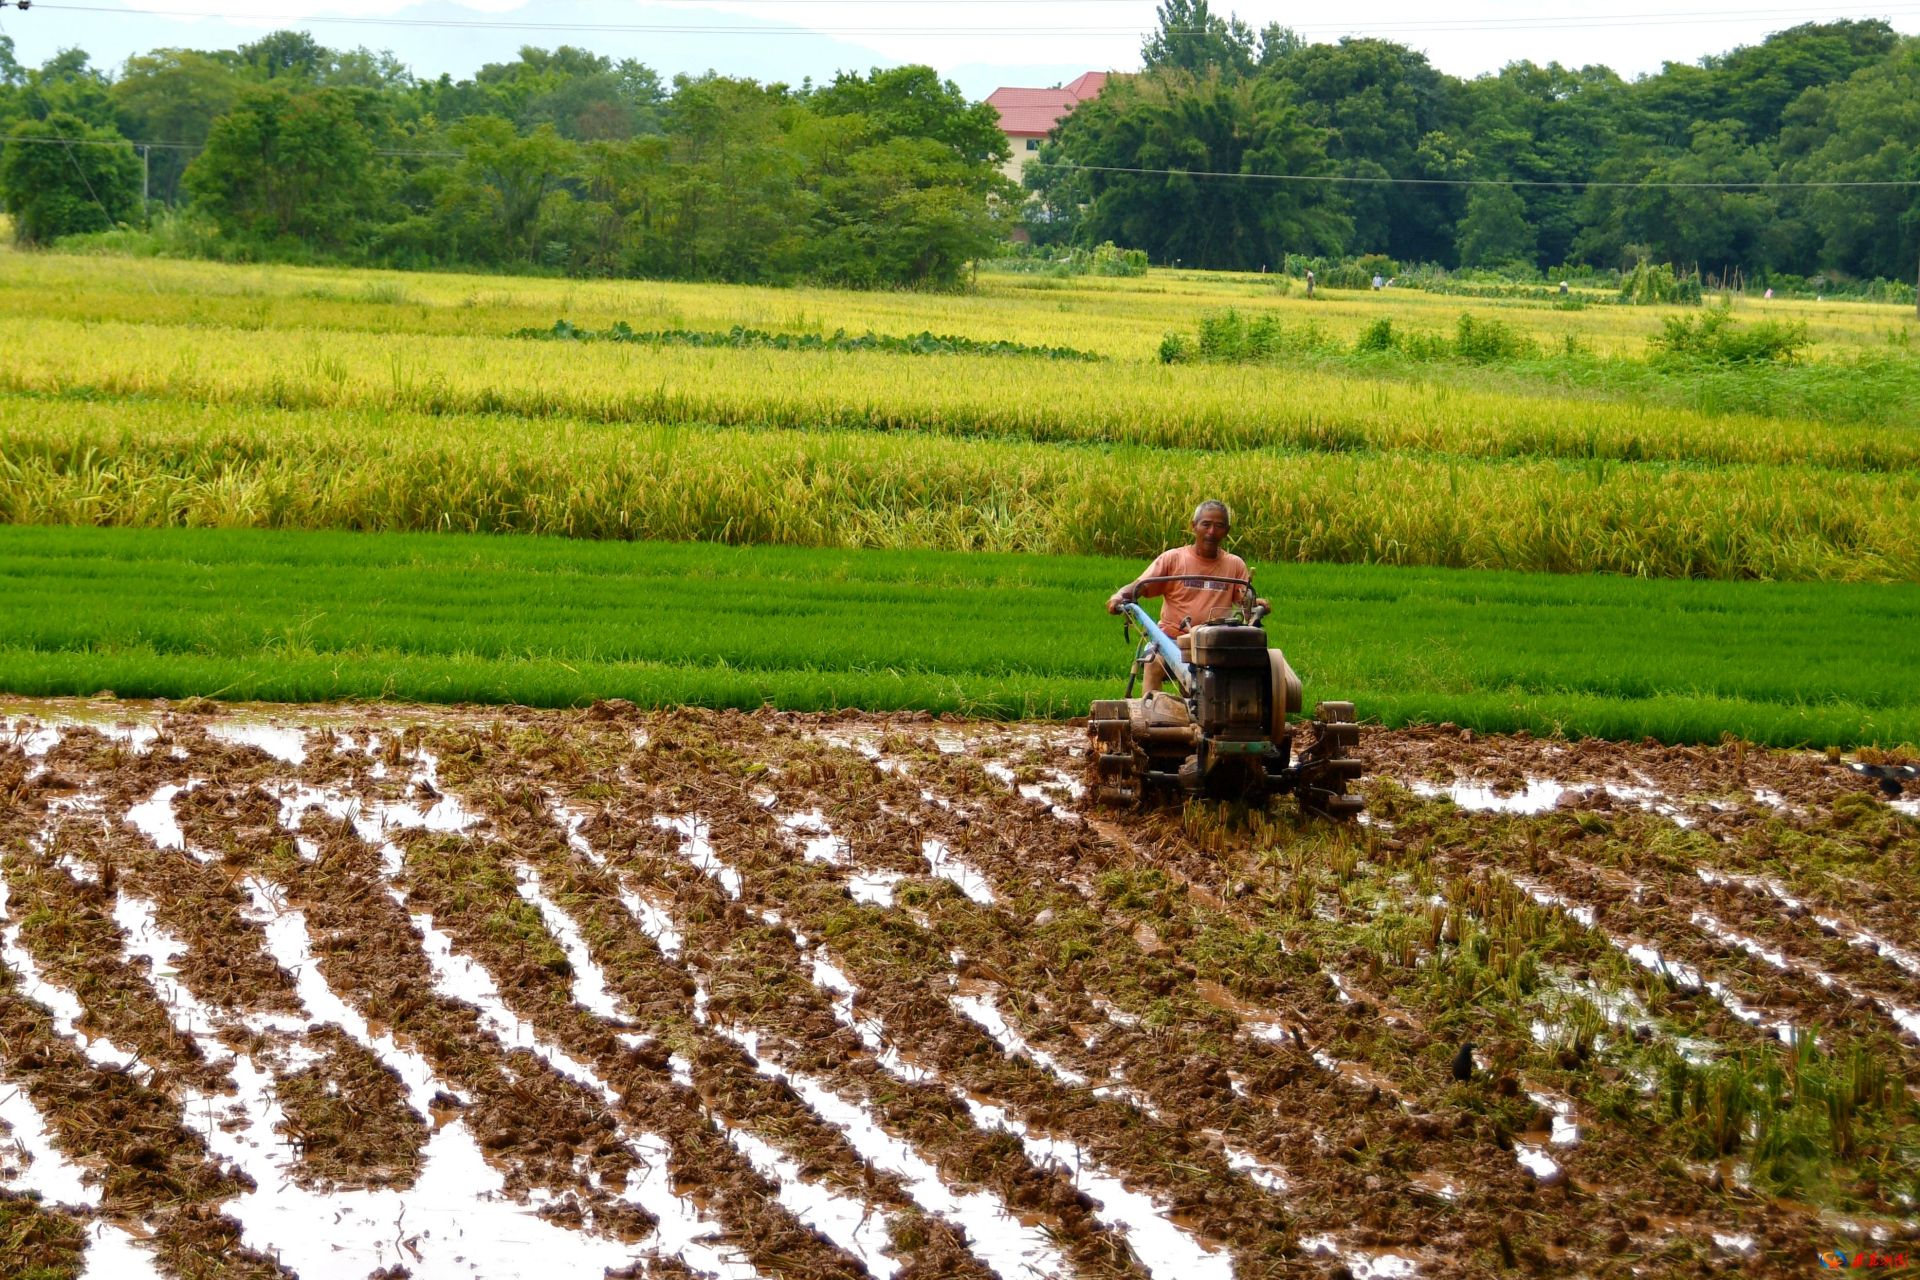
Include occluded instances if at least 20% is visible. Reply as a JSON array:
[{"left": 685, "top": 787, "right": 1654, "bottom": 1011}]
[
  {"left": 1032, "top": 2, "right": 1919, "bottom": 285},
  {"left": 0, "top": 33, "right": 1013, "bottom": 287},
  {"left": 0, "top": 8, "right": 1916, "bottom": 288}
]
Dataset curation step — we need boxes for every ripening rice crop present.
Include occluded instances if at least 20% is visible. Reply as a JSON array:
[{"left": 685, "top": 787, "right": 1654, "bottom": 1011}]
[
  {"left": 3, "top": 395, "right": 1917, "bottom": 583},
  {"left": 2, "top": 250, "right": 1916, "bottom": 587},
  {"left": 5, "top": 250, "right": 1911, "bottom": 358},
  {"left": 4, "top": 315, "right": 1916, "bottom": 471}
]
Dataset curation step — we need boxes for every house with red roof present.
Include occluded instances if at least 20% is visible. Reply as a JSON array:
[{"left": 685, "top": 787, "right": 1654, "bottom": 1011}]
[{"left": 986, "top": 71, "right": 1109, "bottom": 184}]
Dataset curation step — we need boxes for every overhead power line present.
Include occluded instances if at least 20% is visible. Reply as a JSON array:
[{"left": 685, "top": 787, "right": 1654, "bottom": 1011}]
[
  {"left": 1028, "top": 160, "right": 1920, "bottom": 189},
  {"left": 21, "top": 0, "right": 1920, "bottom": 36},
  {"left": 4, "top": 134, "right": 465, "bottom": 157},
  {"left": 7, "top": 133, "right": 1918, "bottom": 188}
]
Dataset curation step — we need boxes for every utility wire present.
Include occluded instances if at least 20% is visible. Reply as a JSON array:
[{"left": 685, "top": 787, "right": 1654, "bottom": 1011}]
[
  {"left": 1026, "top": 160, "right": 1920, "bottom": 189},
  {"left": 8, "top": 134, "right": 1918, "bottom": 188},
  {"left": 4, "top": 135, "right": 466, "bottom": 157}
]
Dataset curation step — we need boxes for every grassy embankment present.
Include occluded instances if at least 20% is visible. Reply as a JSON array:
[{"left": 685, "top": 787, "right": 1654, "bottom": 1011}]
[{"left": 3, "top": 525, "right": 1916, "bottom": 747}]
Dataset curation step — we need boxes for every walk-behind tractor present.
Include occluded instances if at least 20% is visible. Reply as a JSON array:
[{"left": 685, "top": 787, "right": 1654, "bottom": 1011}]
[{"left": 1087, "top": 576, "right": 1364, "bottom": 818}]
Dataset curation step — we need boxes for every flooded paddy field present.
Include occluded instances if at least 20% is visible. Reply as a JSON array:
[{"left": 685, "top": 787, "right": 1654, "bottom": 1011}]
[{"left": 2, "top": 698, "right": 1916, "bottom": 1279}]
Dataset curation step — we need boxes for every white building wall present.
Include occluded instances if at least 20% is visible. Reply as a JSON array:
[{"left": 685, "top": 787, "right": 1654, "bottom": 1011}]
[{"left": 999, "top": 135, "right": 1045, "bottom": 185}]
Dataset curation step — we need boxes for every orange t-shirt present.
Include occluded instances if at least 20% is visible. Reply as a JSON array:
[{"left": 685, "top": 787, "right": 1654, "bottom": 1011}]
[{"left": 1137, "top": 546, "right": 1252, "bottom": 636}]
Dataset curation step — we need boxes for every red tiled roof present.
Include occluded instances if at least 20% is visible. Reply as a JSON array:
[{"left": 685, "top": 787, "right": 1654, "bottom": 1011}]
[
  {"left": 986, "top": 71, "right": 1108, "bottom": 136},
  {"left": 1063, "top": 71, "right": 1109, "bottom": 99}
]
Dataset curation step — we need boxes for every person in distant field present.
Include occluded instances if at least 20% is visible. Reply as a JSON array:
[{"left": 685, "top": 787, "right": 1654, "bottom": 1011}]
[
  {"left": 1304, "top": 270, "right": 1316, "bottom": 299},
  {"left": 1372, "top": 274, "right": 1385, "bottom": 291},
  {"left": 1558, "top": 281, "right": 1569, "bottom": 295},
  {"left": 1107, "top": 500, "right": 1268, "bottom": 694}
]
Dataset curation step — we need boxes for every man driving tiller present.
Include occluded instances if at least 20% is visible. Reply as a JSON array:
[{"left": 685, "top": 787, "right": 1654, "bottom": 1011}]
[{"left": 1106, "top": 500, "right": 1269, "bottom": 693}]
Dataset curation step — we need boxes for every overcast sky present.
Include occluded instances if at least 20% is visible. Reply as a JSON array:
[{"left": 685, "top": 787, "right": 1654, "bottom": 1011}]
[{"left": 6, "top": 0, "right": 1917, "bottom": 99}]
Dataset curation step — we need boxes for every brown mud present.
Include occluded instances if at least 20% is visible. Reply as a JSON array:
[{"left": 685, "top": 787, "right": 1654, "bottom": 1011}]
[{"left": 0, "top": 699, "right": 1914, "bottom": 1280}]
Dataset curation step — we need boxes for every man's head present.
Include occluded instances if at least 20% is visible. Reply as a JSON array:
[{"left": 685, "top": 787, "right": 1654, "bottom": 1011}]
[{"left": 1191, "top": 499, "right": 1230, "bottom": 555}]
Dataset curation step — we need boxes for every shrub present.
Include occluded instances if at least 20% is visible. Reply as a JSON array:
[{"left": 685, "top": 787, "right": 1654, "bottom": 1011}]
[
  {"left": 1621, "top": 261, "right": 1704, "bottom": 306},
  {"left": 1452, "top": 313, "right": 1533, "bottom": 363},
  {"left": 1354, "top": 318, "right": 1397, "bottom": 353},
  {"left": 1649, "top": 307, "right": 1810, "bottom": 364},
  {"left": 1185, "top": 309, "right": 1333, "bottom": 361},
  {"left": 984, "top": 240, "right": 1148, "bottom": 278},
  {"left": 1088, "top": 241, "right": 1150, "bottom": 277}
]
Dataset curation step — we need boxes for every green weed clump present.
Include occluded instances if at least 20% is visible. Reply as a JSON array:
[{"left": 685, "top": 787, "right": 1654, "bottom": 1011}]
[
  {"left": 1649, "top": 307, "right": 1812, "bottom": 364},
  {"left": 1660, "top": 1033, "right": 1917, "bottom": 1203},
  {"left": 981, "top": 240, "right": 1149, "bottom": 278},
  {"left": 1620, "top": 261, "right": 1705, "bottom": 305},
  {"left": 1160, "top": 308, "right": 1334, "bottom": 362},
  {"left": 1168, "top": 309, "right": 1536, "bottom": 364},
  {"left": 522, "top": 320, "right": 1102, "bottom": 361}
]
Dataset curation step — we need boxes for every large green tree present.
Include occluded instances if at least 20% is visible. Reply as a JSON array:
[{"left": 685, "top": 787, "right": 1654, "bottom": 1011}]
[
  {"left": 1455, "top": 61, "right": 1622, "bottom": 267},
  {"left": 1709, "top": 20, "right": 1898, "bottom": 140},
  {"left": 1455, "top": 183, "right": 1535, "bottom": 268},
  {"left": 1778, "top": 38, "right": 1920, "bottom": 282},
  {"left": 13, "top": 48, "right": 116, "bottom": 128},
  {"left": 1267, "top": 38, "right": 1461, "bottom": 261},
  {"left": 185, "top": 83, "right": 389, "bottom": 247},
  {"left": 1, "top": 111, "right": 141, "bottom": 243},
  {"left": 238, "top": 30, "right": 326, "bottom": 81},
  {"left": 1575, "top": 121, "right": 1778, "bottom": 271},
  {"left": 438, "top": 115, "right": 580, "bottom": 263},
  {"left": 1141, "top": 0, "right": 1258, "bottom": 78},
  {"left": 111, "top": 49, "right": 242, "bottom": 205},
  {"left": 807, "top": 65, "right": 1008, "bottom": 167},
  {"left": 1041, "top": 69, "right": 1348, "bottom": 269}
]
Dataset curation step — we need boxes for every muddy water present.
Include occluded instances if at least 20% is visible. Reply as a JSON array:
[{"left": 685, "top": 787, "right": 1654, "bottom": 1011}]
[
  {"left": 0, "top": 876, "right": 143, "bottom": 1076},
  {"left": 112, "top": 888, "right": 649, "bottom": 1279},
  {"left": 8, "top": 702, "right": 1912, "bottom": 1279},
  {"left": 719, "top": 1024, "right": 1071, "bottom": 1280}
]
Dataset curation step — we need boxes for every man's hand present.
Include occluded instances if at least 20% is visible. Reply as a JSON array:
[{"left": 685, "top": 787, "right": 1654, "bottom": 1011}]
[{"left": 1107, "top": 588, "right": 1134, "bottom": 614}]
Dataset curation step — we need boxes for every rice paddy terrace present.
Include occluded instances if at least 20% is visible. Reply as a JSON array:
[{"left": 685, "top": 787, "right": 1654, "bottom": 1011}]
[{"left": 3, "top": 700, "right": 1916, "bottom": 1279}]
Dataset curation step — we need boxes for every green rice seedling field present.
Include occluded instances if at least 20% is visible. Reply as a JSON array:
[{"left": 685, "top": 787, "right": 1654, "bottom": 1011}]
[{"left": 2, "top": 525, "right": 1916, "bottom": 746}]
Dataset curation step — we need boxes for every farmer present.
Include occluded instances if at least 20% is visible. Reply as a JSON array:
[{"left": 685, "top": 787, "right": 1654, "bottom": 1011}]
[{"left": 1107, "top": 500, "right": 1267, "bottom": 694}]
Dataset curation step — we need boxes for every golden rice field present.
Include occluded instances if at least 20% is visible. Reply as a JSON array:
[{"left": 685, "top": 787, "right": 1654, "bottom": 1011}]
[
  {"left": 9, "top": 252, "right": 1913, "bottom": 357},
  {"left": 2, "top": 249, "right": 1917, "bottom": 581}
]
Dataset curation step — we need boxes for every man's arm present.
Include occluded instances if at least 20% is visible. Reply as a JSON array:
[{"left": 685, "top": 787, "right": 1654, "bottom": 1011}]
[{"left": 1108, "top": 553, "right": 1171, "bottom": 614}]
